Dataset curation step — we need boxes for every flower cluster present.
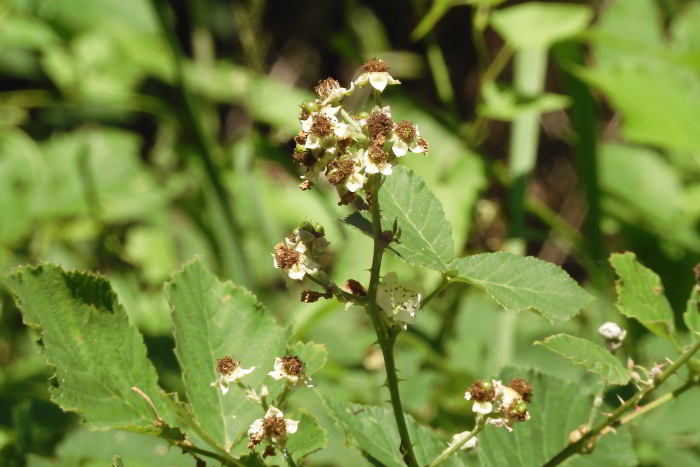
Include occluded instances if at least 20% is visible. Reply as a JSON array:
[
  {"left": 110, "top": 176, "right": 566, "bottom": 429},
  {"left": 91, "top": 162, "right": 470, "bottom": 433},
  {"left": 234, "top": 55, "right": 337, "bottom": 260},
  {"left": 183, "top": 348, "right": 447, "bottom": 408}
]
[
  {"left": 465, "top": 378, "right": 533, "bottom": 433},
  {"left": 291, "top": 59, "right": 427, "bottom": 204},
  {"left": 273, "top": 221, "right": 328, "bottom": 280}
]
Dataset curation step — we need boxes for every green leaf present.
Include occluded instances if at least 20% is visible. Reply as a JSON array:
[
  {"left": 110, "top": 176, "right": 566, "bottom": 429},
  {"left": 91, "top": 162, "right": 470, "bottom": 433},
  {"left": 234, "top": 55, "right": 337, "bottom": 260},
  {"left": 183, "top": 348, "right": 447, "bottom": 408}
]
[
  {"left": 165, "top": 259, "right": 289, "bottom": 452},
  {"left": 324, "top": 398, "right": 470, "bottom": 467},
  {"left": 286, "top": 413, "right": 328, "bottom": 462},
  {"left": 536, "top": 334, "right": 630, "bottom": 384},
  {"left": 479, "top": 367, "right": 637, "bottom": 467},
  {"left": 2, "top": 264, "right": 169, "bottom": 431},
  {"left": 685, "top": 285, "right": 700, "bottom": 342},
  {"left": 610, "top": 252, "right": 675, "bottom": 340},
  {"left": 451, "top": 252, "right": 593, "bottom": 322},
  {"left": 371, "top": 166, "right": 455, "bottom": 272},
  {"left": 480, "top": 81, "right": 571, "bottom": 120},
  {"left": 288, "top": 341, "right": 328, "bottom": 376},
  {"left": 490, "top": 3, "right": 592, "bottom": 50}
]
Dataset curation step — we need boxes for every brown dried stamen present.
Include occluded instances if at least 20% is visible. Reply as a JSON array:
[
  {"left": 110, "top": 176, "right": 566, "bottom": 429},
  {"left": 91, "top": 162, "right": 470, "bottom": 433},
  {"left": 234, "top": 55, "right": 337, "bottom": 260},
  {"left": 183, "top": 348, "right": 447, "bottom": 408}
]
[
  {"left": 336, "top": 137, "right": 352, "bottom": 153},
  {"left": 281, "top": 355, "right": 305, "bottom": 376},
  {"left": 311, "top": 114, "right": 332, "bottom": 137},
  {"left": 314, "top": 77, "right": 341, "bottom": 99},
  {"left": 216, "top": 356, "right": 239, "bottom": 376},
  {"left": 325, "top": 158, "right": 354, "bottom": 184},
  {"left": 361, "top": 59, "right": 391, "bottom": 73},
  {"left": 467, "top": 380, "right": 495, "bottom": 402},
  {"left": 299, "top": 106, "right": 310, "bottom": 121},
  {"left": 262, "top": 445, "right": 276, "bottom": 458},
  {"left": 301, "top": 289, "right": 332, "bottom": 303},
  {"left": 292, "top": 149, "right": 316, "bottom": 167},
  {"left": 368, "top": 144, "right": 389, "bottom": 165},
  {"left": 263, "top": 416, "right": 288, "bottom": 437},
  {"left": 274, "top": 243, "right": 300, "bottom": 269},
  {"left": 294, "top": 131, "right": 308, "bottom": 146},
  {"left": 298, "top": 180, "right": 313, "bottom": 191},
  {"left": 418, "top": 137, "right": 429, "bottom": 153},
  {"left": 505, "top": 400, "right": 529, "bottom": 421},
  {"left": 338, "top": 191, "right": 356, "bottom": 206},
  {"left": 395, "top": 121, "right": 416, "bottom": 142},
  {"left": 367, "top": 110, "right": 393, "bottom": 139},
  {"left": 508, "top": 378, "right": 533, "bottom": 403}
]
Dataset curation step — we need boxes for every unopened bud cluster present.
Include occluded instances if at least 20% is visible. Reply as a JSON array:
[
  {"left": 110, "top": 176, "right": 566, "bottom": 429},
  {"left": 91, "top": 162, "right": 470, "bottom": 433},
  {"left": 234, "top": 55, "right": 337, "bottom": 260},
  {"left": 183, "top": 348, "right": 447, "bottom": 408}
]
[{"left": 291, "top": 59, "right": 428, "bottom": 205}]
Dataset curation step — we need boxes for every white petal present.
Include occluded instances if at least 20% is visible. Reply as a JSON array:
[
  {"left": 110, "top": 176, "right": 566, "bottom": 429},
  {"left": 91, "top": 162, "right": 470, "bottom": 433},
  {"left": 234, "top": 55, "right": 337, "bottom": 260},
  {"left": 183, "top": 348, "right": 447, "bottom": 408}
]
[
  {"left": 501, "top": 387, "right": 521, "bottom": 407},
  {"left": 304, "top": 134, "right": 320, "bottom": 149},
  {"left": 288, "top": 263, "right": 306, "bottom": 280},
  {"left": 408, "top": 140, "right": 424, "bottom": 153},
  {"left": 379, "top": 163, "right": 393, "bottom": 176},
  {"left": 365, "top": 162, "right": 380, "bottom": 174},
  {"left": 392, "top": 140, "right": 408, "bottom": 157},
  {"left": 220, "top": 382, "right": 230, "bottom": 395},
  {"left": 387, "top": 75, "right": 401, "bottom": 85},
  {"left": 273, "top": 358, "right": 284, "bottom": 372},
  {"left": 248, "top": 418, "right": 264, "bottom": 436},
  {"left": 285, "top": 419, "right": 299, "bottom": 434},
  {"left": 268, "top": 370, "right": 285, "bottom": 380},
  {"left": 301, "top": 117, "right": 313, "bottom": 132},
  {"left": 369, "top": 72, "right": 388, "bottom": 92},
  {"left": 472, "top": 401, "right": 493, "bottom": 414},
  {"left": 451, "top": 431, "right": 478, "bottom": 450},
  {"left": 354, "top": 73, "right": 369, "bottom": 87},
  {"left": 465, "top": 391, "right": 473, "bottom": 401},
  {"left": 273, "top": 256, "right": 280, "bottom": 268},
  {"left": 266, "top": 406, "right": 284, "bottom": 419},
  {"left": 345, "top": 172, "right": 365, "bottom": 192},
  {"left": 334, "top": 122, "right": 349, "bottom": 138}
]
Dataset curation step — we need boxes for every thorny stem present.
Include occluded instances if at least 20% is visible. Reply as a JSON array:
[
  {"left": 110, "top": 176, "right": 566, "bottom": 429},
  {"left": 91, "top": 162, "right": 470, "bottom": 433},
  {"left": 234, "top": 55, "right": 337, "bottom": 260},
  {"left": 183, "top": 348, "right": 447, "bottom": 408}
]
[
  {"left": 544, "top": 339, "right": 700, "bottom": 466},
  {"left": 178, "top": 443, "right": 241, "bottom": 466},
  {"left": 365, "top": 174, "right": 419, "bottom": 467},
  {"left": 428, "top": 417, "right": 485, "bottom": 467}
]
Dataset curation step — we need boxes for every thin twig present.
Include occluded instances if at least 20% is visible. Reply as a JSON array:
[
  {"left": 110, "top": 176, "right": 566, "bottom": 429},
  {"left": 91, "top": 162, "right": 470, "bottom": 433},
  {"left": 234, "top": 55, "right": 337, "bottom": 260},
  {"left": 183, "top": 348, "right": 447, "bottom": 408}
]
[{"left": 544, "top": 340, "right": 700, "bottom": 466}]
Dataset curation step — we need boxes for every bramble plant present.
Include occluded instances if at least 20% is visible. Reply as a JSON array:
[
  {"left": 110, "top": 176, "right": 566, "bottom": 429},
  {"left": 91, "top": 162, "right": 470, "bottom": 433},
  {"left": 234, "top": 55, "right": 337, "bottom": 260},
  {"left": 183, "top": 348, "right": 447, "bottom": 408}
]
[
  {"left": 3, "top": 55, "right": 699, "bottom": 467},
  {"left": 2, "top": 1, "right": 700, "bottom": 466}
]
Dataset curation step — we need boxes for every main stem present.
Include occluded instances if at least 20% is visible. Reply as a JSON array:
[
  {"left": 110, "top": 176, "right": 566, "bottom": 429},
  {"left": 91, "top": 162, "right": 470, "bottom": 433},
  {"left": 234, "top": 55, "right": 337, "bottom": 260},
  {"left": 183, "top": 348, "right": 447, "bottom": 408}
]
[
  {"left": 365, "top": 175, "right": 419, "bottom": 467},
  {"left": 544, "top": 339, "right": 700, "bottom": 466}
]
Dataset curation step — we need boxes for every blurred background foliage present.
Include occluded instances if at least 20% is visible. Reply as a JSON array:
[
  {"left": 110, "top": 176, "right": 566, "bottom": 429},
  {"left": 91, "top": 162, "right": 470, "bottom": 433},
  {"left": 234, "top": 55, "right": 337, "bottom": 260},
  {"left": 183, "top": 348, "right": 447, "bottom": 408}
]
[{"left": 0, "top": 0, "right": 698, "bottom": 465}]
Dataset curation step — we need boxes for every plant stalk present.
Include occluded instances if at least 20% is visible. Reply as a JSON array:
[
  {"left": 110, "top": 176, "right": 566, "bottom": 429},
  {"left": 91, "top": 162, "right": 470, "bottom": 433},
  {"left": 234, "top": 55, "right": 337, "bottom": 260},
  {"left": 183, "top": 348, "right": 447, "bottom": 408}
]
[
  {"left": 428, "top": 418, "right": 485, "bottom": 467},
  {"left": 365, "top": 175, "right": 419, "bottom": 467},
  {"left": 544, "top": 339, "right": 700, "bottom": 466}
]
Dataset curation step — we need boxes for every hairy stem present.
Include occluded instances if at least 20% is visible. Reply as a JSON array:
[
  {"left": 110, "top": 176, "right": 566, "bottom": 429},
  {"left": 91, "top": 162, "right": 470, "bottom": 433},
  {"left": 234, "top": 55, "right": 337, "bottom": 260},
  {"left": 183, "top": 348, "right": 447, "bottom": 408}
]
[
  {"left": 544, "top": 339, "right": 700, "bottom": 466},
  {"left": 428, "top": 418, "right": 485, "bottom": 467},
  {"left": 365, "top": 175, "right": 419, "bottom": 467},
  {"left": 178, "top": 443, "right": 241, "bottom": 466}
]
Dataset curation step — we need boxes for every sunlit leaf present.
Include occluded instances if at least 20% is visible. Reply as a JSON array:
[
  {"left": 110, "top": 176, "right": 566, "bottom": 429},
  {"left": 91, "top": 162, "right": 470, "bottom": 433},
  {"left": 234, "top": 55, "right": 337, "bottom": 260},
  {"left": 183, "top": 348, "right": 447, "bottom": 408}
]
[
  {"left": 451, "top": 252, "right": 593, "bottom": 322},
  {"left": 610, "top": 252, "right": 675, "bottom": 340},
  {"left": 536, "top": 334, "right": 630, "bottom": 384}
]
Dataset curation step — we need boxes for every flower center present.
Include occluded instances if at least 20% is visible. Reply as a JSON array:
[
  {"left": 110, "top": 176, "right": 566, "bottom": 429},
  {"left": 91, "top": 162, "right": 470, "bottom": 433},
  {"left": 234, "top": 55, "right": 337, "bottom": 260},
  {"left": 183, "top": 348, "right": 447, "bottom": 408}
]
[
  {"left": 361, "top": 59, "right": 391, "bottom": 73},
  {"left": 314, "top": 77, "right": 341, "bottom": 99},
  {"left": 263, "top": 415, "right": 287, "bottom": 437},
  {"left": 367, "top": 110, "right": 393, "bottom": 139},
  {"left": 292, "top": 148, "right": 316, "bottom": 167},
  {"left": 325, "top": 158, "right": 354, "bottom": 184},
  {"left": 274, "top": 243, "right": 300, "bottom": 269},
  {"left": 468, "top": 380, "right": 495, "bottom": 402},
  {"left": 395, "top": 121, "right": 416, "bottom": 142},
  {"left": 368, "top": 145, "right": 389, "bottom": 165},
  {"left": 281, "top": 355, "right": 304, "bottom": 376},
  {"left": 311, "top": 114, "right": 332, "bottom": 137},
  {"left": 216, "top": 356, "right": 239, "bottom": 376},
  {"left": 508, "top": 378, "right": 533, "bottom": 403}
]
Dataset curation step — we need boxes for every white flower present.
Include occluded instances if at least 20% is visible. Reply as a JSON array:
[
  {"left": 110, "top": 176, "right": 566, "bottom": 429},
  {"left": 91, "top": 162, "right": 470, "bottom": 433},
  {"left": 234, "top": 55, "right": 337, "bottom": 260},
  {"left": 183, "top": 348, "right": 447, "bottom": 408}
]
[
  {"left": 210, "top": 357, "right": 255, "bottom": 395},
  {"left": 363, "top": 145, "right": 393, "bottom": 175},
  {"left": 354, "top": 59, "right": 400, "bottom": 92},
  {"left": 301, "top": 106, "right": 348, "bottom": 149},
  {"left": 314, "top": 78, "right": 354, "bottom": 105},
  {"left": 268, "top": 355, "right": 314, "bottom": 387},
  {"left": 345, "top": 153, "right": 366, "bottom": 192},
  {"left": 449, "top": 431, "right": 479, "bottom": 451},
  {"left": 248, "top": 406, "right": 299, "bottom": 446},
  {"left": 472, "top": 401, "right": 493, "bottom": 415},
  {"left": 272, "top": 240, "right": 319, "bottom": 280},
  {"left": 376, "top": 272, "right": 421, "bottom": 327},
  {"left": 390, "top": 121, "right": 425, "bottom": 157}
]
